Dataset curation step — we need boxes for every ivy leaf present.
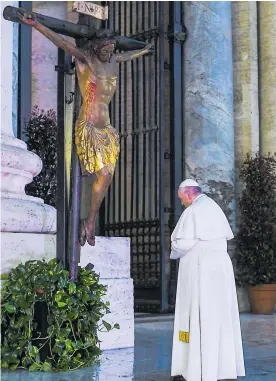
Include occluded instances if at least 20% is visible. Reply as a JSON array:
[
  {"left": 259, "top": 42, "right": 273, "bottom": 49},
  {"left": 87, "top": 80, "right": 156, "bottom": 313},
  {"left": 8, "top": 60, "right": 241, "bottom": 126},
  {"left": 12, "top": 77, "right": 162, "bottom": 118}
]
[
  {"left": 10, "top": 362, "right": 19, "bottom": 370},
  {"left": 65, "top": 339, "right": 73, "bottom": 352},
  {"left": 114, "top": 323, "right": 120, "bottom": 329},
  {"left": 49, "top": 258, "right": 56, "bottom": 267},
  {"left": 82, "top": 293, "right": 89, "bottom": 302},
  {"left": 29, "top": 363, "right": 42, "bottom": 372},
  {"left": 18, "top": 297, "right": 28, "bottom": 309},
  {"left": 58, "top": 278, "right": 67, "bottom": 288},
  {"left": 4, "top": 303, "right": 16, "bottom": 313},
  {"left": 102, "top": 320, "right": 112, "bottom": 331},
  {"left": 57, "top": 301, "right": 67, "bottom": 308},
  {"left": 28, "top": 345, "right": 39, "bottom": 359},
  {"left": 69, "top": 282, "right": 76, "bottom": 295},
  {"left": 42, "top": 361, "right": 52, "bottom": 372},
  {"left": 68, "top": 310, "right": 78, "bottom": 320}
]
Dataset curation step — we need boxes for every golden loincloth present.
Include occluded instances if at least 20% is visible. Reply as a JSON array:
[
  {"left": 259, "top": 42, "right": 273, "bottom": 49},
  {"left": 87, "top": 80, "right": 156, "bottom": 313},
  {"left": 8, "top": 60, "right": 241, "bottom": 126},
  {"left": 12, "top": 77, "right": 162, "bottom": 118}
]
[{"left": 75, "top": 119, "right": 120, "bottom": 176}]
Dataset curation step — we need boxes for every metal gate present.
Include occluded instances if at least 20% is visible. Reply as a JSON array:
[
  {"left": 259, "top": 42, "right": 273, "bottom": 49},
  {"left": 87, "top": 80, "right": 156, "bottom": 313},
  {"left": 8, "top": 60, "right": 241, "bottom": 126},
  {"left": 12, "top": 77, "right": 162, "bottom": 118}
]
[{"left": 100, "top": 2, "right": 186, "bottom": 312}]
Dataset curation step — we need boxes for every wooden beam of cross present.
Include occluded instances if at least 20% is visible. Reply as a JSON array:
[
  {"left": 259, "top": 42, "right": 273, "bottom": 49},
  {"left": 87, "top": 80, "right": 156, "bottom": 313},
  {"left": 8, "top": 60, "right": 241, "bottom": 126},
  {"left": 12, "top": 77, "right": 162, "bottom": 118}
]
[{"left": 3, "top": 5, "right": 148, "bottom": 51}]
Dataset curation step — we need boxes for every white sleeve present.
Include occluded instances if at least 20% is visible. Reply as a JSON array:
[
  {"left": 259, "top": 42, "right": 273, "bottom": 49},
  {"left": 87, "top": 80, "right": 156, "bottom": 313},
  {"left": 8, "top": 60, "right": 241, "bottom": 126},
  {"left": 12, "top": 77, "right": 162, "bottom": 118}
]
[{"left": 170, "top": 239, "right": 198, "bottom": 260}]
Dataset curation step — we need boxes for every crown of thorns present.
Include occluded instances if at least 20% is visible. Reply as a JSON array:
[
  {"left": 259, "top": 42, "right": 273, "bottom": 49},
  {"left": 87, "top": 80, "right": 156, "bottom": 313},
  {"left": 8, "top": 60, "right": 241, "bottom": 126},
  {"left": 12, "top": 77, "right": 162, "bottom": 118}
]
[
  {"left": 86, "top": 29, "right": 117, "bottom": 50},
  {"left": 91, "top": 28, "right": 118, "bottom": 42}
]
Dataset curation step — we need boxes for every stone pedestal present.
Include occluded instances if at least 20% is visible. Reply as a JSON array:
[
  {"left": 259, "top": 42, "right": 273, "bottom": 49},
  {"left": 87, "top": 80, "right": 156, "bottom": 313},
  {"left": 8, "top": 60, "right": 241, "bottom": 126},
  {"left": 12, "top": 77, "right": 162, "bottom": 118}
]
[
  {"left": 1, "top": 235, "right": 134, "bottom": 351},
  {"left": 80, "top": 237, "right": 134, "bottom": 351},
  {"left": 1, "top": 232, "right": 56, "bottom": 275},
  {"left": 1, "top": 133, "right": 56, "bottom": 233}
]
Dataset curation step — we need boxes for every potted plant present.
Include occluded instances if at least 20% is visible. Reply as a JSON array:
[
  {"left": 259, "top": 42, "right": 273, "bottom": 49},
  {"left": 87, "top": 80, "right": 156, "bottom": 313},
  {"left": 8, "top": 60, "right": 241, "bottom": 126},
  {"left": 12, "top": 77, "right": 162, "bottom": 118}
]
[{"left": 235, "top": 152, "right": 276, "bottom": 314}]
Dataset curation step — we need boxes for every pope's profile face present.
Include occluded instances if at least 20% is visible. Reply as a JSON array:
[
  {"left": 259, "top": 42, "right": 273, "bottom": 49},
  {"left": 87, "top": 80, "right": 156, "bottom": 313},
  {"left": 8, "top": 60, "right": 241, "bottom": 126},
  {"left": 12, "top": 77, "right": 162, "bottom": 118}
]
[{"left": 178, "top": 187, "right": 193, "bottom": 207}]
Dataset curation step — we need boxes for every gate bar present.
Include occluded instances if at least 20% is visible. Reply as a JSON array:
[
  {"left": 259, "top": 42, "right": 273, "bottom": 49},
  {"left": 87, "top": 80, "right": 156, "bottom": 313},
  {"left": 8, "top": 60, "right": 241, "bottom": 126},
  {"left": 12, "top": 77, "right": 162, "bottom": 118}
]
[
  {"left": 56, "top": 48, "right": 68, "bottom": 267},
  {"left": 170, "top": 1, "right": 183, "bottom": 226},
  {"left": 159, "top": 2, "right": 168, "bottom": 312}
]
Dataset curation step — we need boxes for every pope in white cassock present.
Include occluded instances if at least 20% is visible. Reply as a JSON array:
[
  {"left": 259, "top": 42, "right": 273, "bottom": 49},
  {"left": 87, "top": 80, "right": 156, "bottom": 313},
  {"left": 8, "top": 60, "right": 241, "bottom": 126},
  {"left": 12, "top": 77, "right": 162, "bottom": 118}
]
[{"left": 170, "top": 179, "right": 245, "bottom": 381}]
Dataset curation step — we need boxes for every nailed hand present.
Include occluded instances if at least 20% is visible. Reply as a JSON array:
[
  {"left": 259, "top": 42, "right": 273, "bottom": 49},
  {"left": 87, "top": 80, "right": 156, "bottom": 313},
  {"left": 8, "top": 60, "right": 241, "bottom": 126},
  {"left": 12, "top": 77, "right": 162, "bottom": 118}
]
[
  {"left": 145, "top": 42, "right": 155, "bottom": 52},
  {"left": 17, "top": 7, "right": 37, "bottom": 26}
]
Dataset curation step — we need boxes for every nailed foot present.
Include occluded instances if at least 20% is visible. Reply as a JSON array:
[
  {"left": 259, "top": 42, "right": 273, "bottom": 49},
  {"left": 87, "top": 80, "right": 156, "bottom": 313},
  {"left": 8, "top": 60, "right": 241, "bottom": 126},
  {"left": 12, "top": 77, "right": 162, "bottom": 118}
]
[{"left": 79, "top": 219, "right": 95, "bottom": 247}]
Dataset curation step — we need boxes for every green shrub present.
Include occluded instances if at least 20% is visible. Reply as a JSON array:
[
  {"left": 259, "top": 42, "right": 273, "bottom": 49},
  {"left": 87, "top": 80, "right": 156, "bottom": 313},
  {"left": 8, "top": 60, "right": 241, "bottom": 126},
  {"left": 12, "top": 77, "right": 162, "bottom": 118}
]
[
  {"left": 235, "top": 153, "right": 276, "bottom": 286},
  {"left": 25, "top": 106, "right": 57, "bottom": 207},
  {"left": 1, "top": 259, "right": 119, "bottom": 372}
]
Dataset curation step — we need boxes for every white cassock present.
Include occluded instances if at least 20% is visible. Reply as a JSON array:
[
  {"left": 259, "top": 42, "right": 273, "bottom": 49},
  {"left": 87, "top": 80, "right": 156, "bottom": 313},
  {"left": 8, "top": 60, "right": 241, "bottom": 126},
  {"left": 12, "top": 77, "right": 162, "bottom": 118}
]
[{"left": 171, "top": 194, "right": 245, "bottom": 381}]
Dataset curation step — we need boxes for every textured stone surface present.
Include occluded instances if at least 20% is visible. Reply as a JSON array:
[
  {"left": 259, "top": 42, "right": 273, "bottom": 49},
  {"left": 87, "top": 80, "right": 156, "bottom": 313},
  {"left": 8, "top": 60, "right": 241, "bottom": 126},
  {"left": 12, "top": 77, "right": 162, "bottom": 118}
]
[
  {"left": 259, "top": 2, "right": 276, "bottom": 154},
  {"left": 32, "top": 1, "right": 67, "bottom": 111},
  {"left": 183, "top": 2, "right": 235, "bottom": 227},
  {"left": 80, "top": 237, "right": 130, "bottom": 279},
  {"left": 1, "top": 134, "right": 42, "bottom": 194},
  {"left": 1, "top": 134, "right": 56, "bottom": 233},
  {"left": 1, "top": 2, "right": 13, "bottom": 136},
  {"left": 12, "top": 1, "right": 19, "bottom": 137},
  {"left": 232, "top": 2, "right": 260, "bottom": 200},
  {"left": 1, "top": 232, "right": 56, "bottom": 275},
  {"left": 81, "top": 237, "right": 134, "bottom": 350},
  {"left": 98, "top": 278, "right": 134, "bottom": 350},
  {"left": 1, "top": 197, "right": 56, "bottom": 233}
]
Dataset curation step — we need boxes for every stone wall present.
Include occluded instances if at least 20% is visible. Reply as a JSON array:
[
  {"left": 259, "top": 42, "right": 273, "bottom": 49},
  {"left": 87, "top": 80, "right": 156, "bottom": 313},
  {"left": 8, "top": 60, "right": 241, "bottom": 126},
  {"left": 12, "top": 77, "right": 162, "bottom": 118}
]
[{"left": 31, "top": 1, "right": 67, "bottom": 112}]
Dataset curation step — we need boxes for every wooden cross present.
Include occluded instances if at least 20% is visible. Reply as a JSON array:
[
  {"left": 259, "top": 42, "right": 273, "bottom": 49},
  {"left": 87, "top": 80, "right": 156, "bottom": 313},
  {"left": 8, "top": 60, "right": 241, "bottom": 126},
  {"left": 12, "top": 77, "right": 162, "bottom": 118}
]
[{"left": 3, "top": 3, "right": 147, "bottom": 280}]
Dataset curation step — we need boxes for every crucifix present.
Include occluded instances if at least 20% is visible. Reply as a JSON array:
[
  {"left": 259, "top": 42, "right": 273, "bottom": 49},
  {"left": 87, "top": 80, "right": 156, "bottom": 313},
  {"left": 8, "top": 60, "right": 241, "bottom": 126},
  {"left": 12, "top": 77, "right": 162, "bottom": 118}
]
[{"left": 3, "top": 3, "right": 154, "bottom": 279}]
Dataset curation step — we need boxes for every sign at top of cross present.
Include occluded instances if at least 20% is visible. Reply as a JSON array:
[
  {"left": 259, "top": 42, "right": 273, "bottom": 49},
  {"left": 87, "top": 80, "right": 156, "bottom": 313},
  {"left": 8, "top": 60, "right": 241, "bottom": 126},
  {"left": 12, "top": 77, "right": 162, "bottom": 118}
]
[{"left": 72, "top": 1, "right": 108, "bottom": 20}]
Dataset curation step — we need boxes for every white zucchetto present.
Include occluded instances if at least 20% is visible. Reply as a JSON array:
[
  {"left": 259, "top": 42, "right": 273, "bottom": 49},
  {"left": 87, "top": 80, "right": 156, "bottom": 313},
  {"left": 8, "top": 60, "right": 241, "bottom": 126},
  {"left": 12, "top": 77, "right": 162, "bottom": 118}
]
[{"left": 179, "top": 179, "right": 200, "bottom": 188}]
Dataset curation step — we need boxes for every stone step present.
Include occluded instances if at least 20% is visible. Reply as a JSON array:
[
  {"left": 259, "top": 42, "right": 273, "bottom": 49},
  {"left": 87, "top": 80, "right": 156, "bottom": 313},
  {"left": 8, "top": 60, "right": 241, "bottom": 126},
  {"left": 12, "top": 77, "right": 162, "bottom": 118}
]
[{"left": 135, "top": 313, "right": 174, "bottom": 323}]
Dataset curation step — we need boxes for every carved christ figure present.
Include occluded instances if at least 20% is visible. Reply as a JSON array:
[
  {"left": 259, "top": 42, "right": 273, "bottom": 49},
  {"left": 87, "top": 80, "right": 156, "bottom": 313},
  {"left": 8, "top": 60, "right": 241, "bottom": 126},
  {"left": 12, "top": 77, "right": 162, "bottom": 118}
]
[{"left": 17, "top": 8, "right": 153, "bottom": 246}]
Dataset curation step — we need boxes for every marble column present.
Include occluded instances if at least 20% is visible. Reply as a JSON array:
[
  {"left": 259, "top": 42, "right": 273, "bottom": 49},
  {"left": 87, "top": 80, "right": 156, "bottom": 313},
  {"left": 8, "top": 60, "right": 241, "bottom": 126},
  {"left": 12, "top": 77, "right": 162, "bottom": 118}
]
[
  {"left": 183, "top": 2, "right": 235, "bottom": 227},
  {"left": 259, "top": 2, "right": 276, "bottom": 155},
  {"left": 232, "top": 2, "right": 259, "bottom": 199},
  {"left": 1, "top": 1, "right": 56, "bottom": 232},
  {"left": 12, "top": 16, "right": 19, "bottom": 136}
]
